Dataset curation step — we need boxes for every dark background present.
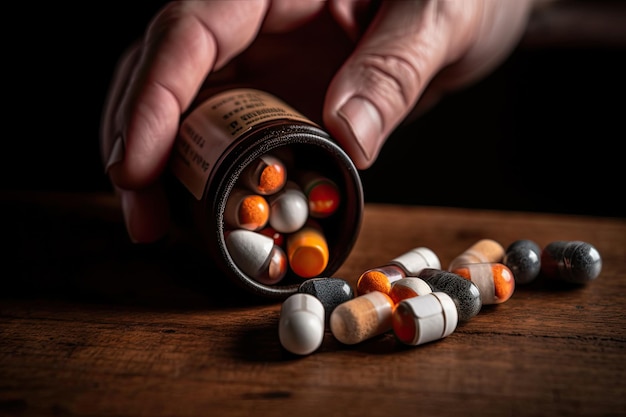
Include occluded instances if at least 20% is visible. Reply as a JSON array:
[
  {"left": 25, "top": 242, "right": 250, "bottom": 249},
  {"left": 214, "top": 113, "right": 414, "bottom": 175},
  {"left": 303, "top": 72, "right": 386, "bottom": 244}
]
[{"left": 4, "top": 2, "right": 625, "bottom": 218}]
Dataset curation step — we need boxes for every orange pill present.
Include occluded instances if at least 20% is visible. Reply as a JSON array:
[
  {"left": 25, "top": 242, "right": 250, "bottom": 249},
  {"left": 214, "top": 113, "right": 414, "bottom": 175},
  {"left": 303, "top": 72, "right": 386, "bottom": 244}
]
[
  {"left": 451, "top": 262, "right": 515, "bottom": 304},
  {"left": 356, "top": 247, "right": 440, "bottom": 296},
  {"left": 287, "top": 223, "right": 329, "bottom": 278},
  {"left": 259, "top": 226, "right": 285, "bottom": 247},
  {"left": 224, "top": 188, "right": 269, "bottom": 231},
  {"left": 298, "top": 171, "right": 341, "bottom": 218},
  {"left": 389, "top": 277, "right": 433, "bottom": 305},
  {"left": 356, "top": 266, "right": 404, "bottom": 296},
  {"left": 240, "top": 153, "right": 287, "bottom": 195}
]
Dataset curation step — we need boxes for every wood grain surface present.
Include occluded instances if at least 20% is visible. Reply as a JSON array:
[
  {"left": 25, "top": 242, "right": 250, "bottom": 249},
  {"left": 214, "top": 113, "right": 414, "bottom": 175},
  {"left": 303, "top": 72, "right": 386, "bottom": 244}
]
[{"left": 1, "top": 192, "right": 625, "bottom": 417}]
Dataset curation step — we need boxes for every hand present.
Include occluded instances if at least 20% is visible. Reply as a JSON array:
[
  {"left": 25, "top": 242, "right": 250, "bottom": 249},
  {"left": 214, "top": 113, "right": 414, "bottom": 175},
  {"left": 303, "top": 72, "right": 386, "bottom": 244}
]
[{"left": 101, "top": 0, "right": 536, "bottom": 243}]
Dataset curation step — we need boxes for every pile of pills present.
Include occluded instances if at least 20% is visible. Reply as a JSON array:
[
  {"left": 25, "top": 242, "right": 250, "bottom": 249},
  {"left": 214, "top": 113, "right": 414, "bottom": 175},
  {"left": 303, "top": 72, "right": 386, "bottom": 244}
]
[
  {"left": 224, "top": 151, "right": 341, "bottom": 285},
  {"left": 278, "top": 239, "right": 603, "bottom": 355}
]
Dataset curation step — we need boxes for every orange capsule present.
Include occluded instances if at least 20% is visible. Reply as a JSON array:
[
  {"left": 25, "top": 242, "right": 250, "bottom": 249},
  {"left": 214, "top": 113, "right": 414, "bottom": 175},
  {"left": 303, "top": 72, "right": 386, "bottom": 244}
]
[
  {"left": 393, "top": 292, "right": 458, "bottom": 346},
  {"left": 389, "top": 277, "right": 433, "bottom": 305},
  {"left": 451, "top": 262, "right": 515, "bottom": 304},
  {"left": 297, "top": 171, "right": 341, "bottom": 218},
  {"left": 258, "top": 226, "right": 285, "bottom": 247},
  {"left": 224, "top": 188, "right": 269, "bottom": 231},
  {"left": 356, "top": 247, "right": 440, "bottom": 296},
  {"left": 240, "top": 153, "right": 287, "bottom": 195},
  {"left": 286, "top": 222, "right": 329, "bottom": 278}
]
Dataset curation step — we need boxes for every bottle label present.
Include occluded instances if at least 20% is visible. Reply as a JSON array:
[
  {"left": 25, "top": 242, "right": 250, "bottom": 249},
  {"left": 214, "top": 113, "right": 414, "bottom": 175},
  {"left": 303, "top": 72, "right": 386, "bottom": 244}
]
[{"left": 170, "top": 88, "right": 314, "bottom": 200}]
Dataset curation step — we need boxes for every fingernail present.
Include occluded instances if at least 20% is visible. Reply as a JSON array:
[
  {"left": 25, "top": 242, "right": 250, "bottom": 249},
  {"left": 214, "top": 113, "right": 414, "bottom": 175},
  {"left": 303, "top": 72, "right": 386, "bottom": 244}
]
[
  {"left": 338, "top": 96, "right": 382, "bottom": 162},
  {"left": 105, "top": 134, "right": 125, "bottom": 173}
]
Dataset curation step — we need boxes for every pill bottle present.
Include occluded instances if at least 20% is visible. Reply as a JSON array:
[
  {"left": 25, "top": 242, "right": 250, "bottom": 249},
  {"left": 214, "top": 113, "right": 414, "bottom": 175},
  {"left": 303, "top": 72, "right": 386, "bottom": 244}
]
[{"left": 168, "top": 87, "right": 364, "bottom": 299}]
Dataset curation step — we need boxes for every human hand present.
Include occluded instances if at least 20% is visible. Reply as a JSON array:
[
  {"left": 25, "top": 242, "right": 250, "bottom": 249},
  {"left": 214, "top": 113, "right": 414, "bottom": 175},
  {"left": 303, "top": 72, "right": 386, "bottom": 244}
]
[{"left": 101, "top": 0, "right": 536, "bottom": 243}]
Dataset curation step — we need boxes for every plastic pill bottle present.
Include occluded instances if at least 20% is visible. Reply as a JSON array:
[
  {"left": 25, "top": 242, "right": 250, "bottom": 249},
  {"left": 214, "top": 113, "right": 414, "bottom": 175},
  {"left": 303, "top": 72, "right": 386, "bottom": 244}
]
[{"left": 168, "top": 87, "right": 364, "bottom": 299}]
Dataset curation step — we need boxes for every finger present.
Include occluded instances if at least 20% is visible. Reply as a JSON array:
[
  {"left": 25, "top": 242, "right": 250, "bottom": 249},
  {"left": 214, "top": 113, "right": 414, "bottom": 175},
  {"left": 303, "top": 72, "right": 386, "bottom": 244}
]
[
  {"left": 261, "top": 0, "right": 326, "bottom": 32},
  {"left": 118, "top": 184, "right": 170, "bottom": 244},
  {"left": 100, "top": 42, "right": 141, "bottom": 170},
  {"left": 104, "top": 1, "right": 270, "bottom": 190},
  {"left": 414, "top": 0, "right": 533, "bottom": 121},
  {"left": 323, "top": 1, "right": 478, "bottom": 169},
  {"left": 427, "top": 0, "right": 533, "bottom": 92},
  {"left": 327, "top": 0, "right": 380, "bottom": 40}
]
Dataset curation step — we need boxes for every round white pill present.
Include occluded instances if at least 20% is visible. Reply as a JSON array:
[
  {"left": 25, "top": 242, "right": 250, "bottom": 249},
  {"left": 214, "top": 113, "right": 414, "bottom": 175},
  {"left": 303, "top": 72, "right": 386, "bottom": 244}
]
[{"left": 279, "top": 293, "right": 325, "bottom": 355}]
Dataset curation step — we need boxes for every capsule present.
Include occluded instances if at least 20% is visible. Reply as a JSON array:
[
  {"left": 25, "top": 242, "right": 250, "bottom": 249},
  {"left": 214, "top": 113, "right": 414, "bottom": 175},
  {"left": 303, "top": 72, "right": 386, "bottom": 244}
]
[
  {"left": 389, "top": 277, "right": 433, "bottom": 305},
  {"left": 451, "top": 263, "right": 515, "bottom": 304},
  {"left": 297, "top": 171, "right": 341, "bottom": 218},
  {"left": 541, "top": 241, "right": 602, "bottom": 284},
  {"left": 503, "top": 239, "right": 542, "bottom": 284},
  {"left": 392, "top": 292, "right": 458, "bottom": 346},
  {"left": 279, "top": 293, "right": 325, "bottom": 355},
  {"left": 223, "top": 188, "right": 269, "bottom": 231},
  {"left": 258, "top": 225, "right": 285, "bottom": 247},
  {"left": 298, "top": 277, "right": 354, "bottom": 323},
  {"left": 225, "top": 229, "right": 287, "bottom": 285},
  {"left": 448, "top": 239, "right": 505, "bottom": 271},
  {"left": 268, "top": 181, "right": 309, "bottom": 233},
  {"left": 356, "top": 247, "right": 441, "bottom": 296},
  {"left": 240, "top": 153, "right": 287, "bottom": 195},
  {"left": 287, "top": 222, "right": 329, "bottom": 278},
  {"left": 330, "top": 291, "right": 394, "bottom": 345},
  {"left": 418, "top": 268, "right": 482, "bottom": 321}
]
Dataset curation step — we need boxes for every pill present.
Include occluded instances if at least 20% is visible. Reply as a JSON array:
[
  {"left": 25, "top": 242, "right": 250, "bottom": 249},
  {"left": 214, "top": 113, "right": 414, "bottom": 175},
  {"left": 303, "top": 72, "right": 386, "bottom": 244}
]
[
  {"left": 268, "top": 181, "right": 309, "bottom": 233},
  {"left": 297, "top": 171, "right": 341, "bottom": 218},
  {"left": 418, "top": 268, "right": 482, "bottom": 321},
  {"left": 392, "top": 292, "right": 458, "bottom": 346},
  {"left": 258, "top": 226, "right": 285, "bottom": 247},
  {"left": 448, "top": 239, "right": 505, "bottom": 271},
  {"left": 223, "top": 188, "right": 269, "bottom": 231},
  {"left": 541, "top": 241, "right": 602, "bottom": 284},
  {"left": 451, "top": 263, "right": 515, "bottom": 304},
  {"left": 330, "top": 291, "right": 394, "bottom": 345},
  {"left": 287, "top": 222, "right": 329, "bottom": 278},
  {"left": 389, "top": 277, "right": 433, "bottom": 304},
  {"left": 279, "top": 293, "right": 325, "bottom": 355},
  {"left": 356, "top": 247, "right": 441, "bottom": 296},
  {"left": 298, "top": 277, "right": 354, "bottom": 323},
  {"left": 240, "top": 153, "right": 287, "bottom": 195},
  {"left": 356, "top": 266, "right": 403, "bottom": 296},
  {"left": 503, "top": 239, "right": 542, "bottom": 285},
  {"left": 225, "top": 229, "right": 288, "bottom": 285}
]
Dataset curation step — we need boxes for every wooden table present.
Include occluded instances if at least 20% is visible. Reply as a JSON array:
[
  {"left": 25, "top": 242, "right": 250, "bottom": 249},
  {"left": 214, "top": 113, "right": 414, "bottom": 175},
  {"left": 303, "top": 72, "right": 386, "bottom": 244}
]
[{"left": 2, "top": 192, "right": 625, "bottom": 417}]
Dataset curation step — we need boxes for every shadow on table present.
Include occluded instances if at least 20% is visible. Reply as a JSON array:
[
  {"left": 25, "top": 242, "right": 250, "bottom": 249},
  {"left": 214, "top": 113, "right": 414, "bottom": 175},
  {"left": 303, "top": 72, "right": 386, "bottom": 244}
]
[{"left": 2, "top": 192, "right": 274, "bottom": 310}]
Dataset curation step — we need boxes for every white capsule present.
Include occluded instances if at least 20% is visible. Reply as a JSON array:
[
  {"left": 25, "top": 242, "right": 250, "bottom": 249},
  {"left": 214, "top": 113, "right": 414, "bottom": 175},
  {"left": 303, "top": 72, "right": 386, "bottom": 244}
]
[
  {"left": 391, "top": 247, "right": 441, "bottom": 274},
  {"left": 392, "top": 292, "right": 458, "bottom": 346},
  {"left": 279, "top": 293, "right": 325, "bottom": 355},
  {"left": 224, "top": 225, "right": 288, "bottom": 285},
  {"left": 268, "top": 181, "right": 309, "bottom": 233}
]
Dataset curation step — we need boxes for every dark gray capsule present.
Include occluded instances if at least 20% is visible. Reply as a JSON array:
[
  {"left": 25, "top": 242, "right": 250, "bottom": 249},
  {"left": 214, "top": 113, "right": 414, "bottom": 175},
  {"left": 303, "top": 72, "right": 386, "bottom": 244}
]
[
  {"left": 541, "top": 241, "right": 602, "bottom": 284},
  {"left": 298, "top": 277, "right": 354, "bottom": 323},
  {"left": 417, "top": 268, "right": 482, "bottom": 321},
  {"left": 503, "top": 239, "right": 542, "bottom": 284}
]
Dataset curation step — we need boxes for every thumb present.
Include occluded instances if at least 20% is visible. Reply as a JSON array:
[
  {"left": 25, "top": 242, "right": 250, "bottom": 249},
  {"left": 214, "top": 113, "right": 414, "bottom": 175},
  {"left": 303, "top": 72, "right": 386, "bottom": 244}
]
[{"left": 324, "top": 1, "right": 454, "bottom": 170}]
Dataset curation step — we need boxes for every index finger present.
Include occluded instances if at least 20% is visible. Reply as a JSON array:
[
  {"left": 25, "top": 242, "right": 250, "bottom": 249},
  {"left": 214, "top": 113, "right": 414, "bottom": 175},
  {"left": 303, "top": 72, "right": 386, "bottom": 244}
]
[{"left": 103, "top": 1, "right": 270, "bottom": 190}]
